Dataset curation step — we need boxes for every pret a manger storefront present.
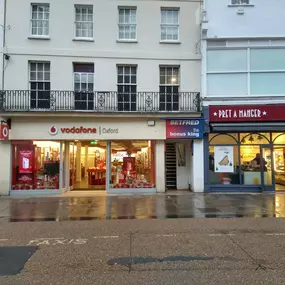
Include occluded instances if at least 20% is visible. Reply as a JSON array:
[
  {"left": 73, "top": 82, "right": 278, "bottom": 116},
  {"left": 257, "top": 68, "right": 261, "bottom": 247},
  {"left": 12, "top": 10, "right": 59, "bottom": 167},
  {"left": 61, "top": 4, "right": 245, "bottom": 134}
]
[
  {"left": 8, "top": 117, "right": 165, "bottom": 195},
  {"left": 206, "top": 104, "right": 285, "bottom": 192}
]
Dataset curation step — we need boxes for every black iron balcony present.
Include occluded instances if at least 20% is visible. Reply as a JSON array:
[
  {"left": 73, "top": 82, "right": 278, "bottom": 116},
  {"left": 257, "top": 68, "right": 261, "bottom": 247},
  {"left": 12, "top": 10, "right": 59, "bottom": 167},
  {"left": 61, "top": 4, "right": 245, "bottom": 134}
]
[{"left": 0, "top": 90, "right": 201, "bottom": 113}]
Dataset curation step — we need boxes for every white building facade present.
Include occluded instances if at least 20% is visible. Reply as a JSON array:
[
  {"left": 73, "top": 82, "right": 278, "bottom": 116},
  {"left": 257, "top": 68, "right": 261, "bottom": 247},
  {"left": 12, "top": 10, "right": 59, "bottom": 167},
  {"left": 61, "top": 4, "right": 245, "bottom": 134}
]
[
  {"left": 202, "top": 0, "right": 285, "bottom": 192},
  {"left": 0, "top": 0, "right": 204, "bottom": 195}
]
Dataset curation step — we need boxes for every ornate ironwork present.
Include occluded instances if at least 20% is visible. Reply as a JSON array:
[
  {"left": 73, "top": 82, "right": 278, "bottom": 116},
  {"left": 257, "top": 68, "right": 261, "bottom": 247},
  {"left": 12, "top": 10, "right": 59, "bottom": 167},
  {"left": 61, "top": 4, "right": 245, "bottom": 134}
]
[{"left": 0, "top": 90, "right": 201, "bottom": 113}]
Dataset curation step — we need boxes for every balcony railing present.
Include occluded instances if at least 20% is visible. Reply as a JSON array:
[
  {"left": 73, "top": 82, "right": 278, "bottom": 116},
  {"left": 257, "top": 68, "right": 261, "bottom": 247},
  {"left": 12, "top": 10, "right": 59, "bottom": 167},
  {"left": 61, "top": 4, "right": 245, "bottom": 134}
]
[{"left": 0, "top": 90, "right": 201, "bottom": 113}]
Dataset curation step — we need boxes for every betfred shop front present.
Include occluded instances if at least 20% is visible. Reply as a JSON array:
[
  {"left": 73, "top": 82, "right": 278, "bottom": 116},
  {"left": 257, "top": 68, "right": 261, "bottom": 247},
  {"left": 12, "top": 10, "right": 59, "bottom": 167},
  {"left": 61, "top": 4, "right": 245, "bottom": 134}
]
[
  {"left": 4, "top": 117, "right": 166, "bottom": 196},
  {"left": 205, "top": 105, "right": 285, "bottom": 192}
]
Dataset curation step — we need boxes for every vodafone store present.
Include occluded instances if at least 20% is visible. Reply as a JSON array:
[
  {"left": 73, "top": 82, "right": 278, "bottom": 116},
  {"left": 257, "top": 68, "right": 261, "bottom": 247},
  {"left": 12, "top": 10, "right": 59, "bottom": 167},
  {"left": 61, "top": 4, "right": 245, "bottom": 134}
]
[{"left": 4, "top": 117, "right": 167, "bottom": 195}]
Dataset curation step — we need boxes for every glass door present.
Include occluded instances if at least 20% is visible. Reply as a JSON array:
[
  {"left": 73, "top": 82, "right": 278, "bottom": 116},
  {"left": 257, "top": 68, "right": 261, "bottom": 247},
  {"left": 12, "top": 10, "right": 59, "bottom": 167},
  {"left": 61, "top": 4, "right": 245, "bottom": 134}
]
[{"left": 261, "top": 146, "right": 273, "bottom": 191}]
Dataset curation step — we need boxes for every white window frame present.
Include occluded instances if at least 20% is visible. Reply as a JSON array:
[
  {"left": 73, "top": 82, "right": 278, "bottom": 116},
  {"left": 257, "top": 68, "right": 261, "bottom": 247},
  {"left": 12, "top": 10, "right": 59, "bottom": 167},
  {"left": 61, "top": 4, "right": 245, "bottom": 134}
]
[
  {"left": 30, "top": 3, "right": 50, "bottom": 38},
  {"left": 74, "top": 5, "right": 94, "bottom": 41},
  {"left": 160, "top": 8, "right": 180, "bottom": 42},
  {"left": 231, "top": 0, "right": 250, "bottom": 5},
  {"left": 206, "top": 41, "right": 285, "bottom": 96},
  {"left": 118, "top": 7, "right": 137, "bottom": 42},
  {"left": 73, "top": 72, "right": 94, "bottom": 92},
  {"left": 29, "top": 62, "right": 50, "bottom": 85}
]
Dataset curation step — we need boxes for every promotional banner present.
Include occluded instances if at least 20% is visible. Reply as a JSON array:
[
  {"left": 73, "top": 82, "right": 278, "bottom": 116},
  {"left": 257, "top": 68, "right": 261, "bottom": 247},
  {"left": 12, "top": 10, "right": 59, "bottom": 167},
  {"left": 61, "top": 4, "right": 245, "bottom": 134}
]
[
  {"left": 214, "top": 146, "right": 234, "bottom": 173},
  {"left": 19, "top": 150, "right": 34, "bottom": 174},
  {"left": 166, "top": 119, "right": 204, "bottom": 139}
]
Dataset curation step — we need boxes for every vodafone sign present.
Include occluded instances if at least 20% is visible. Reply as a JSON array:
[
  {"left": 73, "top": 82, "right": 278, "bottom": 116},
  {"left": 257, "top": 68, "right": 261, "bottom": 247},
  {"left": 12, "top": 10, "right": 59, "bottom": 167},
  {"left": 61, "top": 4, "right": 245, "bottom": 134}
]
[
  {"left": 0, "top": 123, "right": 9, "bottom": 140},
  {"left": 49, "top": 125, "right": 97, "bottom": 136}
]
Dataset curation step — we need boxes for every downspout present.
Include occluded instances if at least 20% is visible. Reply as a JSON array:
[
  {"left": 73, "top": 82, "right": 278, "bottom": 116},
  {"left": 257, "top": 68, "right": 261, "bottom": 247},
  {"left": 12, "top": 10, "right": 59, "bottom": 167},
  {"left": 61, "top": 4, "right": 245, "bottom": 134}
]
[{"left": 1, "top": 0, "right": 7, "bottom": 90}]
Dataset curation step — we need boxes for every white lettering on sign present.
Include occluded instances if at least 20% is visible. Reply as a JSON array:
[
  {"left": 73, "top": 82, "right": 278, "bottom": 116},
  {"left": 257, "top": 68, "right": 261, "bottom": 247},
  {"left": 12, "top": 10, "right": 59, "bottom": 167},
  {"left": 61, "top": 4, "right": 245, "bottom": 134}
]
[
  {"left": 213, "top": 109, "right": 267, "bottom": 119},
  {"left": 28, "top": 238, "right": 88, "bottom": 246},
  {"left": 170, "top": 120, "right": 199, "bottom": 126},
  {"left": 170, "top": 132, "right": 186, "bottom": 137}
]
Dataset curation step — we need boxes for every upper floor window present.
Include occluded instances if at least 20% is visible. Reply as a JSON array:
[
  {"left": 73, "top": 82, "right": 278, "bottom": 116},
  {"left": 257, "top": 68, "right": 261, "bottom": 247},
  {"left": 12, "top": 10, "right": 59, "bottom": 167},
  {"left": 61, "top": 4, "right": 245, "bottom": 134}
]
[
  {"left": 118, "top": 8, "right": 137, "bottom": 41},
  {"left": 161, "top": 8, "right": 179, "bottom": 42},
  {"left": 31, "top": 4, "right": 50, "bottom": 37},
  {"left": 73, "top": 63, "right": 94, "bottom": 111},
  {"left": 159, "top": 66, "right": 180, "bottom": 111},
  {"left": 231, "top": 0, "right": 250, "bottom": 4},
  {"left": 75, "top": 5, "right": 93, "bottom": 39},
  {"left": 29, "top": 62, "right": 51, "bottom": 109}
]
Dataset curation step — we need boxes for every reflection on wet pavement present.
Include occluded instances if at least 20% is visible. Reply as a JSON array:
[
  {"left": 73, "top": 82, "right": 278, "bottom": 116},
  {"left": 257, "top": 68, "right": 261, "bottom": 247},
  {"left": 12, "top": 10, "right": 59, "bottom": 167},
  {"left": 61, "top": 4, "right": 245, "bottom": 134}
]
[{"left": 2, "top": 193, "right": 285, "bottom": 222}]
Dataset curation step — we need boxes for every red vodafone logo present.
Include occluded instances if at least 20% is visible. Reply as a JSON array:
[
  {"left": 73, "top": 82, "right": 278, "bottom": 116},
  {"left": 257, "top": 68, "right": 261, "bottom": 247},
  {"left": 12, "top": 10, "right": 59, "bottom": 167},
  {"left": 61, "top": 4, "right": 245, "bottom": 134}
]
[
  {"left": 2, "top": 126, "right": 8, "bottom": 139},
  {"left": 0, "top": 124, "right": 9, "bottom": 140},
  {"left": 49, "top": 126, "right": 97, "bottom": 135},
  {"left": 49, "top": 125, "right": 58, "bottom": 135}
]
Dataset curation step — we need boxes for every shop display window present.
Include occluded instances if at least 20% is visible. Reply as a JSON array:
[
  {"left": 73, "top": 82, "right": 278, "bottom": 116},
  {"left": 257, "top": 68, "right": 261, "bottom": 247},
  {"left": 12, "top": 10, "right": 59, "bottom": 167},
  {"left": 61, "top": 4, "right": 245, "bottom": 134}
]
[
  {"left": 11, "top": 141, "right": 60, "bottom": 190},
  {"left": 69, "top": 142, "right": 107, "bottom": 190},
  {"left": 110, "top": 140, "right": 155, "bottom": 189}
]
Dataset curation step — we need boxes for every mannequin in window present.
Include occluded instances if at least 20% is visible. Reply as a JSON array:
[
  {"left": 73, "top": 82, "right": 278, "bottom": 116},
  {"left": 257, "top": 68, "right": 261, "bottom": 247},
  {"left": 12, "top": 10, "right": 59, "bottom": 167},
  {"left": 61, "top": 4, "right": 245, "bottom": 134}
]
[{"left": 251, "top": 153, "right": 267, "bottom": 171}]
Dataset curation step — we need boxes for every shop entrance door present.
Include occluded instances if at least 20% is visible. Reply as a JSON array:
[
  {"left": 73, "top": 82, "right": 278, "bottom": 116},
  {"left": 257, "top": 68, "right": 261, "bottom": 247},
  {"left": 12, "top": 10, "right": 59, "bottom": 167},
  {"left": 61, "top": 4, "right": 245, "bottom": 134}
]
[{"left": 261, "top": 146, "right": 274, "bottom": 192}]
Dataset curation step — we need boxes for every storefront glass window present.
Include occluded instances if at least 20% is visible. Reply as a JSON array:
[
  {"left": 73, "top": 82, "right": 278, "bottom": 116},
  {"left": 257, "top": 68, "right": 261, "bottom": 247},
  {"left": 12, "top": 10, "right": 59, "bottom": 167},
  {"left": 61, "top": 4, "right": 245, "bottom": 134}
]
[
  {"left": 11, "top": 141, "right": 60, "bottom": 191},
  {"left": 110, "top": 140, "right": 155, "bottom": 189},
  {"left": 273, "top": 133, "right": 285, "bottom": 144},
  {"left": 240, "top": 133, "right": 270, "bottom": 144},
  {"left": 209, "top": 133, "right": 238, "bottom": 145},
  {"left": 209, "top": 145, "right": 240, "bottom": 185}
]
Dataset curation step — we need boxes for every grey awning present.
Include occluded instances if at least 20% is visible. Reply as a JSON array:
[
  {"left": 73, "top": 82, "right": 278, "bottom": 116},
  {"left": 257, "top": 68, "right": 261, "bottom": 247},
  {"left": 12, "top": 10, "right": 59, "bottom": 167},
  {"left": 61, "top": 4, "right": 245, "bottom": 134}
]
[{"left": 210, "top": 122, "right": 285, "bottom": 132}]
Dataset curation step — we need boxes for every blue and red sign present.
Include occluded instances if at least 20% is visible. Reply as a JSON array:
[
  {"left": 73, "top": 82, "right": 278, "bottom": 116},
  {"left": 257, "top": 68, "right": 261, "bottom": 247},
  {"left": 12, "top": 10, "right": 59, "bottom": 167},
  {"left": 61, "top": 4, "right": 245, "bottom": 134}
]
[{"left": 166, "top": 119, "right": 204, "bottom": 139}]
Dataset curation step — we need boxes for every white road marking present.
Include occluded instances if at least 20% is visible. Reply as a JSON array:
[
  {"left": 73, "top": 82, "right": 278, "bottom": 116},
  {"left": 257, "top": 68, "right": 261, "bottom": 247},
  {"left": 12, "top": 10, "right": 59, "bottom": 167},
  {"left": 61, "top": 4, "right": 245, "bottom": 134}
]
[
  {"left": 28, "top": 238, "right": 88, "bottom": 245},
  {"left": 266, "top": 233, "right": 285, "bottom": 236},
  {"left": 0, "top": 239, "right": 8, "bottom": 241},
  {"left": 156, "top": 234, "right": 176, "bottom": 237},
  {"left": 209, "top": 233, "right": 235, "bottom": 237},
  {"left": 93, "top": 235, "right": 119, "bottom": 239}
]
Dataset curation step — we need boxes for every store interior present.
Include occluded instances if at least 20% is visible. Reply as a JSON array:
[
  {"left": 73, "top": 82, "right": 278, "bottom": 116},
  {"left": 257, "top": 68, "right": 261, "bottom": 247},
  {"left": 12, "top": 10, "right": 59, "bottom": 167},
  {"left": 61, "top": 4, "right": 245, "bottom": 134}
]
[
  {"left": 11, "top": 140, "right": 155, "bottom": 192},
  {"left": 209, "top": 133, "right": 285, "bottom": 190},
  {"left": 69, "top": 140, "right": 155, "bottom": 191}
]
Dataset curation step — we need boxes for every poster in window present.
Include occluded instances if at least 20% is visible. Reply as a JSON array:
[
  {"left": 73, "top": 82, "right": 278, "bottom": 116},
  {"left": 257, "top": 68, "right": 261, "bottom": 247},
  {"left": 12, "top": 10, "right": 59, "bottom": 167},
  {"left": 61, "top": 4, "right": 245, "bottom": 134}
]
[
  {"left": 19, "top": 150, "right": 34, "bottom": 174},
  {"left": 214, "top": 146, "right": 234, "bottom": 173}
]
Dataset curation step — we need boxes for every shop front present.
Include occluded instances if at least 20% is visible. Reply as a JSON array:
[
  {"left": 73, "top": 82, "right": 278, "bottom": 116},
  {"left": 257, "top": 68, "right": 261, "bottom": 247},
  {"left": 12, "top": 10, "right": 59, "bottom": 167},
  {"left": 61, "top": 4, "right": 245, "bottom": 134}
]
[
  {"left": 165, "top": 118, "right": 205, "bottom": 192},
  {"left": 6, "top": 117, "right": 166, "bottom": 195},
  {"left": 205, "top": 105, "right": 285, "bottom": 192}
]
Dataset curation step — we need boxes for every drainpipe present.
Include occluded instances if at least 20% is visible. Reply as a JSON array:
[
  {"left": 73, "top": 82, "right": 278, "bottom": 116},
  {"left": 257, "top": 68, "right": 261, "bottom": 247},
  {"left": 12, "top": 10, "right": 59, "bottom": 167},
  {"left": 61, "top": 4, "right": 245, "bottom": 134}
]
[{"left": 1, "top": 0, "right": 7, "bottom": 91}]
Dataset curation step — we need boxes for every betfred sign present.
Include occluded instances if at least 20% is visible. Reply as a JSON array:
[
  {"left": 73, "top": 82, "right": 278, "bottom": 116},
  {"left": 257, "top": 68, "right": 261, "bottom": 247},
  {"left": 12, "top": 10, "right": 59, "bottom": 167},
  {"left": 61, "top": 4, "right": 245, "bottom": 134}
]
[
  {"left": 49, "top": 125, "right": 96, "bottom": 135},
  {"left": 209, "top": 105, "right": 285, "bottom": 122},
  {"left": 166, "top": 119, "right": 204, "bottom": 139},
  {"left": 0, "top": 123, "right": 9, "bottom": 140}
]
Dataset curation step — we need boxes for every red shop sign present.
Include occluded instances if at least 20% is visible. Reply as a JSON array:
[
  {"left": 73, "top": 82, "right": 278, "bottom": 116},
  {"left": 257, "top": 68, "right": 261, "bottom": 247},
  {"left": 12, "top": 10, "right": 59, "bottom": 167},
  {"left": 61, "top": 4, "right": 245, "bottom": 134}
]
[
  {"left": 19, "top": 150, "right": 34, "bottom": 174},
  {"left": 0, "top": 123, "right": 9, "bottom": 140},
  {"left": 209, "top": 105, "right": 285, "bottom": 122}
]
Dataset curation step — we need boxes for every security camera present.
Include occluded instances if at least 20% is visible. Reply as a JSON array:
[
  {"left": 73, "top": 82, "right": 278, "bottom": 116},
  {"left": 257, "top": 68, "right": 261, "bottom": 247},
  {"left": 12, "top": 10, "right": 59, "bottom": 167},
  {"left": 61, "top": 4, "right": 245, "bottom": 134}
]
[{"left": 4, "top": 54, "right": 10, "bottom": 60}]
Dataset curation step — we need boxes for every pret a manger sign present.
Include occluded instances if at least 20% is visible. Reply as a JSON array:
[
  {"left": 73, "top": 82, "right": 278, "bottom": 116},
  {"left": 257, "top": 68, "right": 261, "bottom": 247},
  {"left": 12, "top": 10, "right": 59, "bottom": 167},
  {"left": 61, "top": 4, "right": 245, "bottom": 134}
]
[{"left": 209, "top": 105, "right": 285, "bottom": 122}]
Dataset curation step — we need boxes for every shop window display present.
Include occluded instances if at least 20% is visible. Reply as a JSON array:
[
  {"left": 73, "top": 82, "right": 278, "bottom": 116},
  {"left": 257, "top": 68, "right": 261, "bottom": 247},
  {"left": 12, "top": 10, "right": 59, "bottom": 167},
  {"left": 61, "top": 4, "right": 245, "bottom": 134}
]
[
  {"left": 110, "top": 141, "right": 155, "bottom": 189},
  {"left": 11, "top": 141, "right": 60, "bottom": 190}
]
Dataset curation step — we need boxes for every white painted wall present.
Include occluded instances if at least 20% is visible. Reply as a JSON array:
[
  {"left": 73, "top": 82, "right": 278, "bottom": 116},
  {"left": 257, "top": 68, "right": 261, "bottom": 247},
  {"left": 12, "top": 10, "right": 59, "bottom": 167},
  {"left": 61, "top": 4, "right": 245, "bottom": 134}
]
[
  {"left": 0, "top": 140, "right": 11, "bottom": 195},
  {"left": 3, "top": 0, "right": 201, "bottom": 92},
  {"left": 206, "top": 0, "right": 285, "bottom": 38}
]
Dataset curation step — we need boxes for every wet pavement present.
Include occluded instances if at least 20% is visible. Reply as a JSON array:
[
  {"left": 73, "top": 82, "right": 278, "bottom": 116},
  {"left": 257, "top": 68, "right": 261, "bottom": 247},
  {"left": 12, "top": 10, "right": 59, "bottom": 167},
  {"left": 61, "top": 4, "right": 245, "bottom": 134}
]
[{"left": 1, "top": 193, "right": 285, "bottom": 222}]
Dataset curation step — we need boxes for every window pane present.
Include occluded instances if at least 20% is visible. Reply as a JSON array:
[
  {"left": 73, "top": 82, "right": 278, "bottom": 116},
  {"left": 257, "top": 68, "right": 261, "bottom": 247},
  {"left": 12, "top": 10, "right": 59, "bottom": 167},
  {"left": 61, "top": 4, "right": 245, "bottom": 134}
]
[
  {"left": 251, "top": 73, "right": 285, "bottom": 95},
  {"left": 207, "top": 74, "right": 247, "bottom": 96},
  {"left": 207, "top": 50, "right": 247, "bottom": 72},
  {"left": 209, "top": 146, "right": 240, "bottom": 185},
  {"left": 250, "top": 49, "right": 285, "bottom": 71}
]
